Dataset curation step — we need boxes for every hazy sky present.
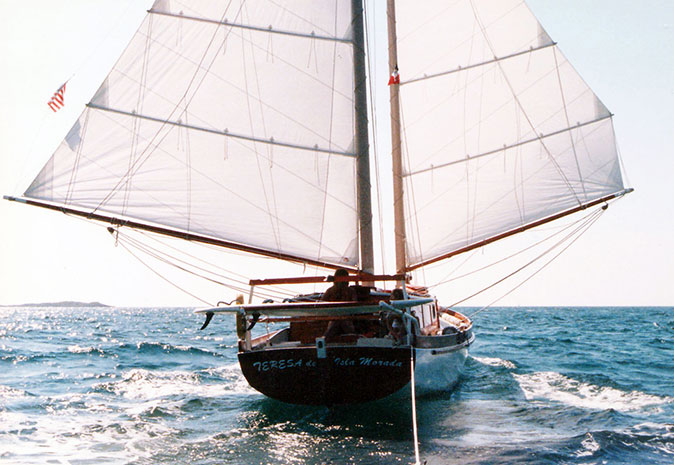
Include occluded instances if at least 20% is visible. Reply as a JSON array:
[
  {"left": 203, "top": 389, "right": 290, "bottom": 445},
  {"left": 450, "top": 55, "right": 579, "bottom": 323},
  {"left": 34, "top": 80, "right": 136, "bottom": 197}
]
[{"left": 1, "top": 0, "right": 672, "bottom": 307}]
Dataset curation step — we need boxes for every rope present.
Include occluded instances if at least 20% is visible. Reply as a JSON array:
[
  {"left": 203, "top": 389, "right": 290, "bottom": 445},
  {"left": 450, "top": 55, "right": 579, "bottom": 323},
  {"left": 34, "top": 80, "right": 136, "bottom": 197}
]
[
  {"left": 364, "top": 1, "right": 388, "bottom": 273},
  {"left": 116, "top": 239, "right": 213, "bottom": 306},
  {"left": 450, "top": 207, "right": 604, "bottom": 312},
  {"left": 429, "top": 208, "right": 600, "bottom": 289},
  {"left": 116, "top": 231, "right": 286, "bottom": 301},
  {"left": 410, "top": 345, "right": 421, "bottom": 465},
  {"left": 92, "top": 0, "right": 244, "bottom": 213},
  {"left": 469, "top": 206, "right": 605, "bottom": 318}
]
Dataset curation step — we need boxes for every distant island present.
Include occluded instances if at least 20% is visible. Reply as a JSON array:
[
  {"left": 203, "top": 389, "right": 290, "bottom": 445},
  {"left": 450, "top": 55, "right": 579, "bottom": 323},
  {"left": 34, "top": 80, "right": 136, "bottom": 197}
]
[{"left": 2, "top": 301, "right": 110, "bottom": 308}]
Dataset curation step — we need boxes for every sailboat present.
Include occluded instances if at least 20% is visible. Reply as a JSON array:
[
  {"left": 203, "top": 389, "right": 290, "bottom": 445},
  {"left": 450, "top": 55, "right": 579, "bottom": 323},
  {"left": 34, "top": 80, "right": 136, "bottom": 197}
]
[{"left": 5, "top": 0, "right": 631, "bottom": 406}]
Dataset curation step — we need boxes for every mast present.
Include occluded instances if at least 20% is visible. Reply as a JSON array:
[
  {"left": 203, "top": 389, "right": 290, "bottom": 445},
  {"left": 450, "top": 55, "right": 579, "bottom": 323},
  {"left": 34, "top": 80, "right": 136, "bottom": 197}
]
[
  {"left": 352, "top": 0, "right": 375, "bottom": 274},
  {"left": 386, "top": 0, "right": 406, "bottom": 275}
]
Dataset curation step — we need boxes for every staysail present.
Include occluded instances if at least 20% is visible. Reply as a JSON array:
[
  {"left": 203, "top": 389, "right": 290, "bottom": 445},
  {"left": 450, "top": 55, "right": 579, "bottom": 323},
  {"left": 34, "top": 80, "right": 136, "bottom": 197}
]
[
  {"left": 392, "top": 0, "right": 627, "bottom": 270},
  {"left": 23, "top": 0, "right": 362, "bottom": 269}
]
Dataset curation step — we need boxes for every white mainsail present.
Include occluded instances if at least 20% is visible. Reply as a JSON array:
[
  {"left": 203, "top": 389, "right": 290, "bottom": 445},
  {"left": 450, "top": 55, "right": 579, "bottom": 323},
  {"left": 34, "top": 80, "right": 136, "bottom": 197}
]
[
  {"left": 393, "top": 0, "right": 626, "bottom": 269},
  {"left": 24, "top": 0, "right": 360, "bottom": 268},
  {"left": 16, "top": 0, "right": 630, "bottom": 277}
]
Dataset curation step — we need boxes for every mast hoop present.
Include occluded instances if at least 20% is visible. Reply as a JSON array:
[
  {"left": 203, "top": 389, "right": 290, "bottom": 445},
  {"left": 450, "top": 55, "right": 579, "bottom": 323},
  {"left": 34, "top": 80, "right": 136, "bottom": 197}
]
[
  {"left": 401, "top": 42, "right": 557, "bottom": 86},
  {"left": 148, "top": 9, "right": 353, "bottom": 44},
  {"left": 404, "top": 114, "right": 613, "bottom": 178},
  {"left": 86, "top": 103, "right": 356, "bottom": 158}
]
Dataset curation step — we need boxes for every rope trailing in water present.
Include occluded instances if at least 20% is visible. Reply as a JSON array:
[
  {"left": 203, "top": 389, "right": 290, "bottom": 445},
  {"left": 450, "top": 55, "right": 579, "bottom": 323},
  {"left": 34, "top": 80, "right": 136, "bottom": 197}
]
[{"left": 410, "top": 345, "right": 421, "bottom": 465}]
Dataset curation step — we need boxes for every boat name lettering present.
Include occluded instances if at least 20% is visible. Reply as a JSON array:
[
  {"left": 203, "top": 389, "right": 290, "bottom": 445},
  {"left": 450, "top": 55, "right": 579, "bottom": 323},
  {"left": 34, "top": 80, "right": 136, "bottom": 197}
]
[
  {"left": 359, "top": 357, "right": 403, "bottom": 368},
  {"left": 253, "top": 358, "right": 316, "bottom": 372}
]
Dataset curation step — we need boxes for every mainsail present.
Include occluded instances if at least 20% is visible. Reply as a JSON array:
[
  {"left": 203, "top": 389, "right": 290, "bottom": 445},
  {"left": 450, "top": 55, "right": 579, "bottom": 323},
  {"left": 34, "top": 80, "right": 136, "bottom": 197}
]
[
  {"left": 23, "top": 0, "right": 362, "bottom": 269},
  {"left": 12, "top": 0, "right": 630, "bottom": 278},
  {"left": 392, "top": 0, "right": 627, "bottom": 270}
]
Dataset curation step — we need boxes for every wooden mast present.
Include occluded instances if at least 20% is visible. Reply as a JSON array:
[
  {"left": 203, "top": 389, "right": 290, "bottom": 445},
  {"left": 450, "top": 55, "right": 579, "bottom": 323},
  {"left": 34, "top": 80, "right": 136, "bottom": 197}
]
[
  {"left": 352, "top": 0, "right": 375, "bottom": 275},
  {"left": 387, "top": 0, "right": 407, "bottom": 276}
]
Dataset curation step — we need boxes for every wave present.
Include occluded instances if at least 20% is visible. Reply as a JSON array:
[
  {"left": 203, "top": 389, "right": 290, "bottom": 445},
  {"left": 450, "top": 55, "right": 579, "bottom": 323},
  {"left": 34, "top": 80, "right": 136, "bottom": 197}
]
[
  {"left": 92, "top": 364, "right": 254, "bottom": 402},
  {"left": 116, "top": 341, "right": 223, "bottom": 358},
  {"left": 472, "top": 356, "right": 517, "bottom": 369},
  {"left": 0, "top": 384, "right": 29, "bottom": 400},
  {"left": 513, "top": 371, "right": 673, "bottom": 413}
]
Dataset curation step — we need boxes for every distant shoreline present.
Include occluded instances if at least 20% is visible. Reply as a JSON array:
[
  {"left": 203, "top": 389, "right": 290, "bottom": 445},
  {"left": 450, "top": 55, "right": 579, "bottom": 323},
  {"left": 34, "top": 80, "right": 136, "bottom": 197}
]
[{"left": 0, "top": 301, "right": 110, "bottom": 308}]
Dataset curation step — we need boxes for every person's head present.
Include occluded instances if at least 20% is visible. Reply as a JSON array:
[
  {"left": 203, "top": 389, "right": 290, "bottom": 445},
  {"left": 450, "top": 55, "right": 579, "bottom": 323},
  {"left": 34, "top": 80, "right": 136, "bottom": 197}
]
[
  {"left": 391, "top": 288, "right": 404, "bottom": 300},
  {"left": 391, "top": 318, "right": 404, "bottom": 341},
  {"left": 334, "top": 268, "right": 349, "bottom": 287}
]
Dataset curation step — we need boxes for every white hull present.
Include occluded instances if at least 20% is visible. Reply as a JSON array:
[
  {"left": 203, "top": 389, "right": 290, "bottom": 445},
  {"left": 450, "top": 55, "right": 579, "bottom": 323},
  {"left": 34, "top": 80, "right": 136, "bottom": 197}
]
[{"left": 414, "top": 340, "right": 472, "bottom": 395}]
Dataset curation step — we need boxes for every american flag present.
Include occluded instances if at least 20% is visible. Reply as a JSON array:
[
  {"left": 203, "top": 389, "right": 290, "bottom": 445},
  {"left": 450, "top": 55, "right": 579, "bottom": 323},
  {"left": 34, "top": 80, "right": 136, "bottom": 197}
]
[{"left": 47, "top": 82, "right": 67, "bottom": 112}]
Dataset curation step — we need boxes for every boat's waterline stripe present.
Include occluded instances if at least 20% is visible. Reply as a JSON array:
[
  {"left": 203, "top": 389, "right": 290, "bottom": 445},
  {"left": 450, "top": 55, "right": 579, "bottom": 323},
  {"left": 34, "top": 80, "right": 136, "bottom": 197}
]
[
  {"left": 401, "top": 42, "right": 557, "bottom": 86},
  {"left": 148, "top": 9, "right": 353, "bottom": 44},
  {"left": 86, "top": 103, "right": 356, "bottom": 158},
  {"left": 404, "top": 114, "right": 614, "bottom": 177}
]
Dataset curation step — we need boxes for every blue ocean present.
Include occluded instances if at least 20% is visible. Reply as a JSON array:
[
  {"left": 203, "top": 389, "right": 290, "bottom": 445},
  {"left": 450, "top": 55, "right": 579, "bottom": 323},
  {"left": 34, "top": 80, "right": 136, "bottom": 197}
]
[{"left": 1, "top": 306, "right": 672, "bottom": 464}]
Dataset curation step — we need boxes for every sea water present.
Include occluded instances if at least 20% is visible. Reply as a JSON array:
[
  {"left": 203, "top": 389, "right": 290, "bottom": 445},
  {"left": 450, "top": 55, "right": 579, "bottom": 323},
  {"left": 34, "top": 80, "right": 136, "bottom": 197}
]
[{"left": 0, "top": 306, "right": 672, "bottom": 464}]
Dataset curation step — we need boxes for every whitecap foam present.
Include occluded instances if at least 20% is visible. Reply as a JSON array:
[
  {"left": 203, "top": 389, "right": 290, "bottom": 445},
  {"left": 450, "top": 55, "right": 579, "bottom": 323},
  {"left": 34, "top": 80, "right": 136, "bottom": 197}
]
[
  {"left": 0, "top": 406, "right": 173, "bottom": 464},
  {"left": 576, "top": 432, "right": 600, "bottom": 457},
  {"left": 513, "top": 371, "right": 673, "bottom": 412},
  {"left": 94, "top": 365, "right": 254, "bottom": 402},
  {"left": 0, "top": 384, "right": 28, "bottom": 399},
  {"left": 472, "top": 356, "right": 517, "bottom": 369}
]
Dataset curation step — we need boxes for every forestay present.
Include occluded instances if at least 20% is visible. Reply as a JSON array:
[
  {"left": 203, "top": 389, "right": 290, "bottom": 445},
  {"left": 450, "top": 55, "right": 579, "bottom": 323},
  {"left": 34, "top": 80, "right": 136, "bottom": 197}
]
[
  {"left": 394, "top": 0, "right": 626, "bottom": 269},
  {"left": 24, "top": 0, "right": 360, "bottom": 268}
]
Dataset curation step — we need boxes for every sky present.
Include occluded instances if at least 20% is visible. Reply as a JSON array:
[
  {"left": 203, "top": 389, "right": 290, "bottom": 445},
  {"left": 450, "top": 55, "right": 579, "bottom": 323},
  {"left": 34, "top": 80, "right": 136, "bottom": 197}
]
[{"left": 1, "top": 0, "right": 672, "bottom": 308}]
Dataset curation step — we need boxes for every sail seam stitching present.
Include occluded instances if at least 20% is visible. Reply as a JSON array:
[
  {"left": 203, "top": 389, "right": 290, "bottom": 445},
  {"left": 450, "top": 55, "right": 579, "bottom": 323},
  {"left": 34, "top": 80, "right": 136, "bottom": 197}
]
[
  {"left": 86, "top": 103, "right": 357, "bottom": 158},
  {"left": 401, "top": 42, "right": 556, "bottom": 86},
  {"left": 404, "top": 114, "right": 612, "bottom": 177},
  {"left": 148, "top": 9, "right": 353, "bottom": 44}
]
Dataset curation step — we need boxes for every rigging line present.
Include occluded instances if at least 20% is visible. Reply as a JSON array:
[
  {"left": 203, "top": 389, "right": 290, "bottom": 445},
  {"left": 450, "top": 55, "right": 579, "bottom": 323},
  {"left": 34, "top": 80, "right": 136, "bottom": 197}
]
[
  {"left": 267, "top": 0, "right": 343, "bottom": 38},
  {"left": 65, "top": 109, "right": 91, "bottom": 205},
  {"left": 428, "top": 208, "right": 598, "bottom": 289},
  {"left": 59, "top": 208, "right": 326, "bottom": 298},
  {"left": 408, "top": 116, "right": 609, "bottom": 222},
  {"left": 124, "top": 14, "right": 154, "bottom": 217},
  {"left": 107, "top": 31, "right": 354, "bottom": 154},
  {"left": 408, "top": 121, "right": 611, "bottom": 256},
  {"left": 396, "top": 0, "right": 460, "bottom": 43},
  {"left": 364, "top": 0, "right": 387, "bottom": 273},
  {"left": 315, "top": 0, "right": 341, "bottom": 269},
  {"left": 132, "top": 229, "right": 300, "bottom": 297},
  {"left": 117, "top": 232, "right": 285, "bottom": 300},
  {"left": 463, "top": 21, "right": 477, "bottom": 246},
  {"left": 468, "top": 207, "right": 604, "bottom": 318},
  {"left": 151, "top": 9, "right": 350, "bottom": 44},
  {"left": 553, "top": 46, "right": 586, "bottom": 201},
  {"left": 116, "top": 239, "right": 213, "bottom": 306},
  {"left": 449, "top": 207, "right": 603, "bottom": 309},
  {"left": 241, "top": 5, "right": 282, "bottom": 252},
  {"left": 70, "top": 0, "right": 141, "bottom": 78},
  {"left": 468, "top": 0, "right": 581, "bottom": 206},
  {"left": 91, "top": 0, "right": 245, "bottom": 214},
  {"left": 86, "top": 109, "right": 350, "bottom": 260},
  {"left": 133, "top": 230, "right": 280, "bottom": 291},
  {"left": 121, "top": 232, "right": 297, "bottom": 299},
  {"left": 402, "top": 62, "right": 589, "bottom": 172},
  {"left": 397, "top": 0, "right": 523, "bottom": 78},
  {"left": 398, "top": 91, "right": 425, "bottom": 277}
]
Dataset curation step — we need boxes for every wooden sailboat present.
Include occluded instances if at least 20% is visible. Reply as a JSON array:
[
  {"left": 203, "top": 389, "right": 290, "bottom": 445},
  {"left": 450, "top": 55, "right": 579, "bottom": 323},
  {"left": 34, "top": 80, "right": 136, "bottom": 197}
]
[{"left": 5, "top": 0, "right": 631, "bottom": 405}]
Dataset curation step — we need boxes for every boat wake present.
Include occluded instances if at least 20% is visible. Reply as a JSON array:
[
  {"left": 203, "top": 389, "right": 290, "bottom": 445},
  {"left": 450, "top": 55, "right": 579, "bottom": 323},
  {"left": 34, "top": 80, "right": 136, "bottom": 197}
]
[
  {"left": 93, "top": 364, "right": 254, "bottom": 400},
  {"left": 471, "top": 355, "right": 517, "bottom": 369},
  {"left": 513, "top": 371, "right": 673, "bottom": 413}
]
